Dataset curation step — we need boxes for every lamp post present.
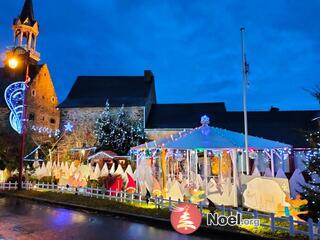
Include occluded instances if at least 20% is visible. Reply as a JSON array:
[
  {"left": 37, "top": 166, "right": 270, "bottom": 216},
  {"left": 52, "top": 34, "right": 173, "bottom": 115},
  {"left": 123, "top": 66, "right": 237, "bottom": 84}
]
[{"left": 7, "top": 47, "right": 31, "bottom": 190}]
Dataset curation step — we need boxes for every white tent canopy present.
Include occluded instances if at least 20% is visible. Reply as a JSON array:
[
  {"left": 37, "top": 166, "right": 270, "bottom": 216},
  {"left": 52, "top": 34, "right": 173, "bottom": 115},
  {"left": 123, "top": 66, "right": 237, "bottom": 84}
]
[
  {"left": 164, "top": 125, "right": 291, "bottom": 150},
  {"left": 132, "top": 125, "right": 291, "bottom": 151}
]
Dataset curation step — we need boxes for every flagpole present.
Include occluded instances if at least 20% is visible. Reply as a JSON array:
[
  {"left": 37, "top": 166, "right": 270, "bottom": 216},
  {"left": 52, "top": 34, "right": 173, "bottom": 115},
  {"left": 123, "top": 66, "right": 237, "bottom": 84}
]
[{"left": 240, "top": 27, "right": 250, "bottom": 175}]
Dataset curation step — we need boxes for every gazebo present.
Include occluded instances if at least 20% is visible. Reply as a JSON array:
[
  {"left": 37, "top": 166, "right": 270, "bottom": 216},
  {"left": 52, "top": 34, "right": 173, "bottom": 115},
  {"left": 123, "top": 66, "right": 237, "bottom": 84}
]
[{"left": 131, "top": 115, "right": 291, "bottom": 206}]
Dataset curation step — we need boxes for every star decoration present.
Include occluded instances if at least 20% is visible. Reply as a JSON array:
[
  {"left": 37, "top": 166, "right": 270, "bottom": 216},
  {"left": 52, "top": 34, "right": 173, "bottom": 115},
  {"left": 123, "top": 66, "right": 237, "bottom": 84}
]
[
  {"left": 64, "top": 122, "right": 74, "bottom": 132},
  {"left": 200, "top": 115, "right": 210, "bottom": 126}
]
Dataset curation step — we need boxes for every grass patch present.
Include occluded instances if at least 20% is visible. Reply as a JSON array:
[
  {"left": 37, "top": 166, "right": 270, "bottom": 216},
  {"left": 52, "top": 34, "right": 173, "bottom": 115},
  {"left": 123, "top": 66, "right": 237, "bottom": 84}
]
[
  {"left": 1, "top": 190, "right": 310, "bottom": 239},
  {"left": 5, "top": 190, "right": 170, "bottom": 219}
]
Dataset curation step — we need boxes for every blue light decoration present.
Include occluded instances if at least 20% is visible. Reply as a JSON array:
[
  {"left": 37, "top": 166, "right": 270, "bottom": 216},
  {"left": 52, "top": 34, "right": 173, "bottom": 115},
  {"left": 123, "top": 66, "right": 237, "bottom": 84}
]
[
  {"left": 200, "top": 115, "right": 210, "bottom": 136},
  {"left": 64, "top": 122, "right": 74, "bottom": 132},
  {"left": 200, "top": 115, "right": 210, "bottom": 126},
  {"left": 4, "top": 81, "right": 26, "bottom": 134}
]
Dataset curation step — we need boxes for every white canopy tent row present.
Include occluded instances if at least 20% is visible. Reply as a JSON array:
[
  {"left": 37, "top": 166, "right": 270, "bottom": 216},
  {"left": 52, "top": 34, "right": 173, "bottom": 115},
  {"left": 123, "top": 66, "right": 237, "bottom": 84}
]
[{"left": 131, "top": 116, "right": 292, "bottom": 207}]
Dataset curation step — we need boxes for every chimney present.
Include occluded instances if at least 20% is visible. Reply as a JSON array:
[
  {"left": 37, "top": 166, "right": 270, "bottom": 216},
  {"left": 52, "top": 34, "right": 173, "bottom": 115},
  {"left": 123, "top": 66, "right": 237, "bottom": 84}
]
[
  {"left": 144, "top": 70, "right": 154, "bottom": 82},
  {"left": 270, "top": 106, "right": 280, "bottom": 112}
]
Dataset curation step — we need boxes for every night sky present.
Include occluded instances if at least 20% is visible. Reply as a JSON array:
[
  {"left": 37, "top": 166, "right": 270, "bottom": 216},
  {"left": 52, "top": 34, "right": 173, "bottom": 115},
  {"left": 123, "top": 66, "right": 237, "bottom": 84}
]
[{"left": 0, "top": 0, "right": 319, "bottom": 111}]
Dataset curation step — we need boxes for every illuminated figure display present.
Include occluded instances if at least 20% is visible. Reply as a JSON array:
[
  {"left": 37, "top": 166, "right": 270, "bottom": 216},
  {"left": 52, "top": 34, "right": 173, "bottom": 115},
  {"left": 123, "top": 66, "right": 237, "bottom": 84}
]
[{"left": 4, "top": 81, "right": 26, "bottom": 134}]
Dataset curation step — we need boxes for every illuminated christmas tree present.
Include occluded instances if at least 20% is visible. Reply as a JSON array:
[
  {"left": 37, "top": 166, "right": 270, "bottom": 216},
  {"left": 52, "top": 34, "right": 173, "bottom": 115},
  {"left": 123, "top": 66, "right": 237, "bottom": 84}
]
[
  {"left": 301, "top": 147, "right": 320, "bottom": 221},
  {"left": 95, "top": 100, "right": 113, "bottom": 148},
  {"left": 301, "top": 90, "right": 320, "bottom": 222},
  {"left": 95, "top": 101, "right": 146, "bottom": 155}
]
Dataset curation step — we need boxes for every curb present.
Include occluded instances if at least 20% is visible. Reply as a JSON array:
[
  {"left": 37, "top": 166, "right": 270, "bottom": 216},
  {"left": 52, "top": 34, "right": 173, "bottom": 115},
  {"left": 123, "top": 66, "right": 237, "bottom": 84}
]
[{"left": 0, "top": 191, "right": 272, "bottom": 239}]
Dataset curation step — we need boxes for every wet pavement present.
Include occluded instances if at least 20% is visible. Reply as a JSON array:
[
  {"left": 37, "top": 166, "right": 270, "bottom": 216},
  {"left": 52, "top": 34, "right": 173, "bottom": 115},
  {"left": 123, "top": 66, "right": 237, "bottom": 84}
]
[{"left": 0, "top": 196, "right": 217, "bottom": 240}]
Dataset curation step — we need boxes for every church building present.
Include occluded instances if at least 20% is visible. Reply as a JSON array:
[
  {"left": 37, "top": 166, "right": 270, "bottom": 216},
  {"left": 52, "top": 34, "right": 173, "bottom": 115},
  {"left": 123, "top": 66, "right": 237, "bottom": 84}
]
[{"left": 0, "top": 0, "right": 60, "bottom": 146}]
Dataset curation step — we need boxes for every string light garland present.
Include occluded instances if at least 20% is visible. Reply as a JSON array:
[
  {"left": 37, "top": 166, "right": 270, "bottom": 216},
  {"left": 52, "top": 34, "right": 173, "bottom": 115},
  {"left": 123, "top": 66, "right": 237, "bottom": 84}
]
[{"left": 31, "top": 125, "right": 60, "bottom": 137}]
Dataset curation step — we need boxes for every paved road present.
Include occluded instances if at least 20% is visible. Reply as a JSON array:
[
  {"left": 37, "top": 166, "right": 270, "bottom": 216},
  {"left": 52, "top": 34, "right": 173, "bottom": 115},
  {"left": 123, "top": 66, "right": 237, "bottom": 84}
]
[{"left": 0, "top": 196, "right": 218, "bottom": 240}]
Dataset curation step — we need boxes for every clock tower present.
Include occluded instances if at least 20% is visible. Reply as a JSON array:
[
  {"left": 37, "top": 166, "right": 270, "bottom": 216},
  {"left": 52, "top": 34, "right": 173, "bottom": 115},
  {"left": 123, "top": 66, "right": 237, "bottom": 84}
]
[{"left": 4, "top": 0, "right": 40, "bottom": 67}]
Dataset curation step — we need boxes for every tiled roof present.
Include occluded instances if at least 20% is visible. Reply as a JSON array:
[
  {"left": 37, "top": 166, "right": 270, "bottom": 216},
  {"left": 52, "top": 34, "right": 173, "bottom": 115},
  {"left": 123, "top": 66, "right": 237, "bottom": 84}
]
[
  {"left": 59, "top": 72, "right": 156, "bottom": 108},
  {"left": 146, "top": 104, "right": 318, "bottom": 147}
]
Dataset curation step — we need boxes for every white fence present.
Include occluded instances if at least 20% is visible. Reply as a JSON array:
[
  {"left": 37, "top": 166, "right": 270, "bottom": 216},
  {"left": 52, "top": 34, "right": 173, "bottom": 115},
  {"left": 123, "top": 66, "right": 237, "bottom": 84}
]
[{"left": 0, "top": 181, "right": 319, "bottom": 239}]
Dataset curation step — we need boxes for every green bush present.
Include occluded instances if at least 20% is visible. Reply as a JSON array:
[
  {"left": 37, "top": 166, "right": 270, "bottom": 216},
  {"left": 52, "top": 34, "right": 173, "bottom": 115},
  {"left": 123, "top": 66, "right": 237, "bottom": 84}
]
[
  {"left": 6, "top": 175, "right": 25, "bottom": 183},
  {"left": 27, "top": 175, "right": 38, "bottom": 183},
  {"left": 87, "top": 179, "right": 99, "bottom": 188},
  {"left": 39, "top": 176, "right": 58, "bottom": 184}
]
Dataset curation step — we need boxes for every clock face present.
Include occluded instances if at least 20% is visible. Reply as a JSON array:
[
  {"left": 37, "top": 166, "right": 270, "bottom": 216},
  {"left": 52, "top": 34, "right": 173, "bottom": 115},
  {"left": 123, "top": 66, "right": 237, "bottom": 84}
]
[{"left": 15, "top": 46, "right": 27, "bottom": 55}]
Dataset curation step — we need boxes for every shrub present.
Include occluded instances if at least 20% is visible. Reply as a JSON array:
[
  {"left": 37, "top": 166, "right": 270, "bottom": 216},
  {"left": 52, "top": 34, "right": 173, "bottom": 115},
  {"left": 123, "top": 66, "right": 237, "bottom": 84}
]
[
  {"left": 6, "top": 175, "right": 25, "bottom": 183},
  {"left": 39, "top": 176, "right": 58, "bottom": 184}
]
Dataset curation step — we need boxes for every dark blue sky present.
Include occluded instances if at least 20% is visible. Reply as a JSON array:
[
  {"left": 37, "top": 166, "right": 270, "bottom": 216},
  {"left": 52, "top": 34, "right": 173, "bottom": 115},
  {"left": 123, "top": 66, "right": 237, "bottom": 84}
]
[{"left": 1, "top": 0, "right": 319, "bottom": 111}]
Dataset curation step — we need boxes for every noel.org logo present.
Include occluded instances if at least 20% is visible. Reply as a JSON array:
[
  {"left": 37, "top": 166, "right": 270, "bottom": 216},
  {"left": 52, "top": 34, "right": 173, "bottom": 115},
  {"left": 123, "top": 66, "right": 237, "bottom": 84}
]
[{"left": 170, "top": 203, "right": 202, "bottom": 235}]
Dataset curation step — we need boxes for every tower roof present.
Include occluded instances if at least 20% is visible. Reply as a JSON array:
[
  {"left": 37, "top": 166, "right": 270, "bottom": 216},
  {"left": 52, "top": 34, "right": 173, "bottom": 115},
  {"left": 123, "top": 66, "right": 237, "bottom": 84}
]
[{"left": 15, "top": 0, "right": 37, "bottom": 26}]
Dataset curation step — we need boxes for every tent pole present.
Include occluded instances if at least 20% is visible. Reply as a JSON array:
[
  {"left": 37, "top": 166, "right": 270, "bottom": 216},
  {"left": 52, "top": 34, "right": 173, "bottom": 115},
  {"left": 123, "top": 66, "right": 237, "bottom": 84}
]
[
  {"left": 281, "top": 150, "right": 285, "bottom": 172},
  {"left": 204, "top": 150, "right": 208, "bottom": 196},
  {"left": 232, "top": 149, "right": 238, "bottom": 207},
  {"left": 195, "top": 151, "right": 198, "bottom": 175},
  {"left": 161, "top": 148, "right": 167, "bottom": 197},
  {"left": 136, "top": 151, "right": 140, "bottom": 193},
  {"left": 241, "top": 149, "right": 244, "bottom": 174},
  {"left": 245, "top": 150, "right": 250, "bottom": 175},
  {"left": 271, "top": 149, "right": 275, "bottom": 177},
  {"left": 186, "top": 150, "right": 190, "bottom": 184},
  {"left": 219, "top": 151, "right": 223, "bottom": 181}
]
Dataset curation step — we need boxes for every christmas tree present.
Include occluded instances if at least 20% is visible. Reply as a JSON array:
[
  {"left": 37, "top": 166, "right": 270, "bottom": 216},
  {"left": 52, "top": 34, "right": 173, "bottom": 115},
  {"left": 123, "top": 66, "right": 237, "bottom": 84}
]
[
  {"left": 95, "top": 102, "right": 146, "bottom": 155},
  {"left": 302, "top": 139, "right": 320, "bottom": 221},
  {"left": 301, "top": 91, "right": 320, "bottom": 221},
  {"left": 95, "top": 100, "right": 113, "bottom": 149}
]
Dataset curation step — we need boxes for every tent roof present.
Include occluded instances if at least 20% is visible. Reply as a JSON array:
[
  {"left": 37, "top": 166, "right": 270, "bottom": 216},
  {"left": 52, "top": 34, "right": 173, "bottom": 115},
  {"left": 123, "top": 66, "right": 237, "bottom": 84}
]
[
  {"left": 133, "top": 125, "right": 291, "bottom": 150},
  {"left": 88, "top": 151, "right": 117, "bottom": 160}
]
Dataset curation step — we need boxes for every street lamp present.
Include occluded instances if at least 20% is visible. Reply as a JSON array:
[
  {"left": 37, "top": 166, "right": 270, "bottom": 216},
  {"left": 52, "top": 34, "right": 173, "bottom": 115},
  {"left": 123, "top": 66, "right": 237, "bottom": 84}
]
[
  {"left": 8, "top": 58, "right": 18, "bottom": 69},
  {"left": 7, "top": 48, "right": 30, "bottom": 190}
]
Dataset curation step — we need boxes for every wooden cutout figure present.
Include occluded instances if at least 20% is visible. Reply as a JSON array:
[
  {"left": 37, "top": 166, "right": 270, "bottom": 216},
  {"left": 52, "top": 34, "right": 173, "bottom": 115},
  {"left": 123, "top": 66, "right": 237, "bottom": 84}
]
[
  {"left": 276, "top": 194, "right": 308, "bottom": 221},
  {"left": 152, "top": 177, "right": 162, "bottom": 197},
  {"left": 211, "top": 151, "right": 232, "bottom": 176},
  {"left": 189, "top": 189, "right": 205, "bottom": 204},
  {"left": 168, "top": 180, "right": 184, "bottom": 201},
  {"left": 126, "top": 173, "right": 136, "bottom": 194},
  {"left": 105, "top": 174, "right": 123, "bottom": 196}
]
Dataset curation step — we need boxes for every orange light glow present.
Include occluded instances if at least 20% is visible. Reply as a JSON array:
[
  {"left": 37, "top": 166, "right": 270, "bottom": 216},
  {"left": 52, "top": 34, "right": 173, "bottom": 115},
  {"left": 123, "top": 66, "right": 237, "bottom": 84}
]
[{"left": 8, "top": 58, "right": 18, "bottom": 69}]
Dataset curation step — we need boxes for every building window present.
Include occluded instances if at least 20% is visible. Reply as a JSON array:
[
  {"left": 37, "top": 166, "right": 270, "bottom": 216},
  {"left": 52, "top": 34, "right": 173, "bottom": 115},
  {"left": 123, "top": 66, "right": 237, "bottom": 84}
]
[
  {"left": 29, "top": 113, "right": 35, "bottom": 121},
  {"left": 42, "top": 96, "right": 45, "bottom": 100},
  {"left": 31, "top": 89, "right": 36, "bottom": 97},
  {"left": 51, "top": 97, "right": 55, "bottom": 103},
  {"left": 42, "top": 116, "right": 45, "bottom": 121},
  {"left": 50, "top": 118, "right": 56, "bottom": 124}
]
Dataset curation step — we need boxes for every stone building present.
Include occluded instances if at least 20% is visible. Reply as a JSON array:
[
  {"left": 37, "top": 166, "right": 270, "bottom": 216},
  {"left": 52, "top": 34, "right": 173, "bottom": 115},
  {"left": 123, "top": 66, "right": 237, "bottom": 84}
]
[
  {"left": 58, "top": 71, "right": 156, "bottom": 156},
  {"left": 0, "top": 0, "right": 60, "bottom": 146}
]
